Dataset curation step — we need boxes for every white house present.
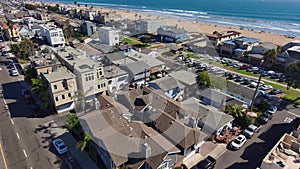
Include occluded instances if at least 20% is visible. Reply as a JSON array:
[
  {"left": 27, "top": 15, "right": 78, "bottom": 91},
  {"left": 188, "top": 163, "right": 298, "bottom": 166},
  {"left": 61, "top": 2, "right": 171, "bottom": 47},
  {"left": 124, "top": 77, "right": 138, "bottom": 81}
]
[
  {"left": 104, "top": 65, "right": 129, "bottom": 94},
  {"left": 40, "top": 23, "right": 65, "bottom": 47},
  {"left": 99, "top": 27, "right": 120, "bottom": 46}
]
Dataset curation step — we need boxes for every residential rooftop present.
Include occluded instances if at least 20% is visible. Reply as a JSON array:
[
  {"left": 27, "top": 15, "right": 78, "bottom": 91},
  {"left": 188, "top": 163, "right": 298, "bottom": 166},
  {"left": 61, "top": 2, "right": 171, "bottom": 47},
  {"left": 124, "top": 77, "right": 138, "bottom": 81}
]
[
  {"left": 168, "top": 70, "right": 197, "bottom": 86},
  {"left": 125, "top": 51, "right": 165, "bottom": 68},
  {"left": 206, "top": 30, "right": 241, "bottom": 39},
  {"left": 234, "top": 36, "right": 260, "bottom": 44},
  {"left": 43, "top": 67, "right": 75, "bottom": 83},
  {"left": 104, "top": 65, "right": 128, "bottom": 79}
]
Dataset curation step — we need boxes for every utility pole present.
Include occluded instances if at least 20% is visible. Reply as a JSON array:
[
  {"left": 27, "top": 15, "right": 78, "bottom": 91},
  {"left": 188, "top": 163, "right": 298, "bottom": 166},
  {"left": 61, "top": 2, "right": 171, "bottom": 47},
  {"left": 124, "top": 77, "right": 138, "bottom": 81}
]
[{"left": 250, "top": 60, "right": 264, "bottom": 111}]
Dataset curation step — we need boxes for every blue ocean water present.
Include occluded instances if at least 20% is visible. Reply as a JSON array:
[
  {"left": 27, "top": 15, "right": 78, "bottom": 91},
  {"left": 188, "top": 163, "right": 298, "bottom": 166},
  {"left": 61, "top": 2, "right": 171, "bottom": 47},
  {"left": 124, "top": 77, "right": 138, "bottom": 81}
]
[{"left": 49, "top": 0, "right": 300, "bottom": 36}]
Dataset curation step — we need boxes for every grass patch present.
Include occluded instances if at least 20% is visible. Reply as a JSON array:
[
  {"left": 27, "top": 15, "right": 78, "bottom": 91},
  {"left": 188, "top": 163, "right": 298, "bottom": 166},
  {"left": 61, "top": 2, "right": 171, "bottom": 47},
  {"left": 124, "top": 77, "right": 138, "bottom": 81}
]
[
  {"left": 264, "top": 82, "right": 300, "bottom": 104},
  {"left": 122, "top": 37, "right": 142, "bottom": 45},
  {"left": 150, "top": 44, "right": 164, "bottom": 49},
  {"left": 18, "top": 59, "right": 30, "bottom": 64}
]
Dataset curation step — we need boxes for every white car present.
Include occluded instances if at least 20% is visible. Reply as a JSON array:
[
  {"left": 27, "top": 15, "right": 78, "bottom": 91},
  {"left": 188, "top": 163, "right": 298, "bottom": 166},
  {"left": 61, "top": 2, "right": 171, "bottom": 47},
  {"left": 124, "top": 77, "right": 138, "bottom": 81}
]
[
  {"left": 260, "top": 85, "right": 273, "bottom": 91},
  {"left": 52, "top": 138, "right": 68, "bottom": 154},
  {"left": 10, "top": 69, "right": 18, "bottom": 76},
  {"left": 230, "top": 134, "right": 247, "bottom": 150}
]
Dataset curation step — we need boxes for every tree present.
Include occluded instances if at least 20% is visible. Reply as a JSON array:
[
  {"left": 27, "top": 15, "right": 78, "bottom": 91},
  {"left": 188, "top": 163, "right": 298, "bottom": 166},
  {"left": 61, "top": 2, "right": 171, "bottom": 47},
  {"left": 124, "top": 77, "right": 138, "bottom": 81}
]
[
  {"left": 225, "top": 104, "right": 244, "bottom": 118},
  {"left": 24, "top": 65, "right": 37, "bottom": 82},
  {"left": 196, "top": 72, "right": 211, "bottom": 89},
  {"left": 263, "top": 46, "right": 282, "bottom": 66},
  {"left": 66, "top": 114, "right": 79, "bottom": 131},
  {"left": 76, "top": 133, "right": 91, "bottom": 151},
  {"left": 285, "top": 61, "right": 300, "bottom": 89},
  {"left": 31, "top": 78, "right": 44, "bottom": 93},
  {"left": 10, "top": 39, "right": 36, "bottom": 60},
  {"left": 140, "top": 36, "right": 152, "bottom": 45}
]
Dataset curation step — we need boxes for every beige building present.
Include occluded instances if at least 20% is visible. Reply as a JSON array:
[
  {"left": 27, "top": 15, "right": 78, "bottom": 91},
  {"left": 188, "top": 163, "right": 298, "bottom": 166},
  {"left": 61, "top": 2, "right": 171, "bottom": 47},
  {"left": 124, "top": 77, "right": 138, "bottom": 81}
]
[
  {"left": 2, "top": 23, "right": 20, "bottom": 41},
  {"left": 42, "top": 68, "right": 77, "bottom": 113},
  {"left": 206, "top": 30, "right": 241, "bottom": 48},
  {"left": 261, "top": 131, "right": 300, "bottom": 169}
]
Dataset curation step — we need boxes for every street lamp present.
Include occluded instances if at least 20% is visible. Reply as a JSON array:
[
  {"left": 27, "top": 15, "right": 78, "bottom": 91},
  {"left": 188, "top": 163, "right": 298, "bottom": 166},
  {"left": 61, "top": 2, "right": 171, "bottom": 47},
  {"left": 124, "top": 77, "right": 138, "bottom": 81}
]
[{"left": 250, "top": 59, "right": 265, "bottom": 111}]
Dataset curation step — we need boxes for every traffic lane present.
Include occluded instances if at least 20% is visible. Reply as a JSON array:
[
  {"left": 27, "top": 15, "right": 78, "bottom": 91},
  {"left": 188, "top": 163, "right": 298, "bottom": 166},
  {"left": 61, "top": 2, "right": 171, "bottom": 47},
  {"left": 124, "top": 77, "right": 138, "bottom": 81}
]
[
  {"left": 0, "top": 94, "right": 29, "bottom": 169},
  {"left": 215, "top": 110, "right": 296, "bottom": 169}
]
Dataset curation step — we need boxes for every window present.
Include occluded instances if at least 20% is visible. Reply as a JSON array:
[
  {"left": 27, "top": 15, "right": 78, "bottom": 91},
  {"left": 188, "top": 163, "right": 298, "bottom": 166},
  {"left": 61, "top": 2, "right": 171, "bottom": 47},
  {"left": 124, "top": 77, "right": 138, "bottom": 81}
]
[
  {"left": 86, "top": 73, "right": 94, "bottom": 81},
  {"left": 68, "top": 93, "right": 71, "bottom": 97},
  {"left": 53, "top": 85, "right": 57, "bottom": 90},
  {"left": 55, "top": 97, "right": 59, "bottom": 101},
  {"left": 62, "top": 79, "right": 68, "bottom": 89},
  {"left": 62, "top": 95, "right": 65, "bottom": 99},
  {"left": 98, "top": 84, "right": 101, "bottom": 89}
]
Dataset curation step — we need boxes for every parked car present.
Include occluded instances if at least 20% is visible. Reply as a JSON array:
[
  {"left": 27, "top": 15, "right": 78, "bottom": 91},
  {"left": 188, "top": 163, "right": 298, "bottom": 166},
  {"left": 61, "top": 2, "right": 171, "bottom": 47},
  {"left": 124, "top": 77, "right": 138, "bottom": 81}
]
[
  {"left": 243, "top": 123, "right": 262, "bottom": 138},
  {"left": 191, "top": 155, "right": 216, "bottom": 169},
  {"left": 52, "top": 138, "right": 68, "bottom": 154},
  {"left": 239, "top": 64, "right": 250, "bottom": 70},
  {"left": 260, "top": 85, "right": 273, "bottom": 91},
  {"left": 10, "top": 69, "right": 19, "bottom": 76},
  {"left": 241, "top": 78, "right": 252, "bottom": 85},
  {"left": 261, "top": 71, "right": 269, "bottom": 76},
  {"left": 278, "top": 78, "right": 286, "bottom": 82},
  {"left": 229, "top": 134, "right": 247, "bottom": 150},
  {"left": 246, "top": 68, "right": 253, "bottom": 72},
  {"left": 269, "top": 89, "right": 283, "bottom": 95},
  {"left": 249, "top": 82, "right": 258, "bottom": 88},
  {"left": 269, "top": 105, "right": 277, "bottom": 113},
  {"left": 258, "top": 113, "right": 272, "bottom": 124},
  {"left": 235, "top": 77, "right": 245, "bottom": 82},
  {"left": 1, "top": 47, "right": 7, "bottom": 56}
]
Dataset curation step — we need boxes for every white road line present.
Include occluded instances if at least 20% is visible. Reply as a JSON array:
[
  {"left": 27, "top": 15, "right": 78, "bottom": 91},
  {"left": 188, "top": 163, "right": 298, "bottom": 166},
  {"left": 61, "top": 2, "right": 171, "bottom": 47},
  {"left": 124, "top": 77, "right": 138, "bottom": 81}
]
[
  {"left": 286, "top": 110, "right": 300, "bottom": 117},
  {"left": 16, "top": 133, "right": 20, "bottom": 139},
  {"left": 23, "top": 149, "right": 27, "bottom": 158},
  {"left": 5, "top": 105, "right": 8, "bottom": 109},
  {"left": 3, "top": 99, "right": 6, "bottom": 104},
  {"left": 10, "top": 119, "right": 14, "bottom": 124},
  {"left": 30, "top": 167, "right": 33, "bottom": 169}
]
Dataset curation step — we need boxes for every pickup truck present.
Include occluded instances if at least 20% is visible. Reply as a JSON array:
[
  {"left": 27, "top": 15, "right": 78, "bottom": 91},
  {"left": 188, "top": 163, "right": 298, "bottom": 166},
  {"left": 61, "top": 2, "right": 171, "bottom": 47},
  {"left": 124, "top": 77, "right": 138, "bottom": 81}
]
[
  {"left": 192, "top": 155, "right": 216, "bottom": 169},
  {"left": 243, "top": 123, "right": 262, "bottom": 138}
]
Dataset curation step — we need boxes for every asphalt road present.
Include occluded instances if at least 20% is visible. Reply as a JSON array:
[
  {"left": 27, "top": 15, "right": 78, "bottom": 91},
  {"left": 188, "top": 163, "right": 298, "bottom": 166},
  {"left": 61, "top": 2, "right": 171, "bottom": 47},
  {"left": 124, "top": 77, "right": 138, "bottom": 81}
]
[
  {"left": 0, "top": 61, "right": 67, "bottom": 169},
  {"left": 215, "top": 105, "right": 299, "bottom": 169}
]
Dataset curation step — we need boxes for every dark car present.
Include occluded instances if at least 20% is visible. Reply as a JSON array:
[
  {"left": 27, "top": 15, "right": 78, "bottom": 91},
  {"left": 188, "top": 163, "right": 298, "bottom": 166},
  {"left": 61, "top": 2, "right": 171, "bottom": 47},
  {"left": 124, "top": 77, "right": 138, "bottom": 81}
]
[
  {"left": 261, "top": 71, "right": 269, "bottom": 76},
  {"left": 241, "top": 78, "right": 252, "bottom": 85},
  {"left": 192, "top": 156, "right": 216, "bottom": 169},
  {"left": 253, "top": 69, "right": 262, "bottom": 74},
  {"left": 235, "top": 77, "right": 245, "bottom": 82},
  {"left": 258, "top": 113, "right": 272, "bottom": 124},
  {"left": 270, "top": 74, "right": 279, "bottom": 79},
  {"left": 239, "top": 64, "right": 250, "bottom": 70},
  {"left": 278, "top": 78, "right": 286, "bottom": 82},
  {"left": 246, "top": 68, "right": 253, "bottom": 72},
  {"left": 269, "top": 89, "right": 283, "bottom": 95}
]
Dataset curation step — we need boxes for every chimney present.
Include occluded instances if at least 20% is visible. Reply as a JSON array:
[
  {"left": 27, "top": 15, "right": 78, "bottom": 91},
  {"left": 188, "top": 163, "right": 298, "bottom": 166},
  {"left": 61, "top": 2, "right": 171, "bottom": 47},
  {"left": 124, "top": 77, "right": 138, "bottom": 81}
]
[{"left": 141, "top": 142, "right": 151, "bottom": 159}]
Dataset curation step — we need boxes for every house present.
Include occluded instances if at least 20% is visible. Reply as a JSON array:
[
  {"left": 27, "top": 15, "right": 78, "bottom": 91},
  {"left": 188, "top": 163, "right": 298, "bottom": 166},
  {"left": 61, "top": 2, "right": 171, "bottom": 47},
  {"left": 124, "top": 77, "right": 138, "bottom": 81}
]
[
  {"left": 157, "top": 26, "right": 190, "bottom": 43},
  {"left": 2, "top": 23, "right": 20, "bottom": 41},
  {"left": 24, "top": 17, "right": 45, "bottom": 30},
  {"left": 119, "top": 61, "right": 151, "bottom": 85},
  {"left": 83, "top": 10, "right": 98, "bottom": 21},
  {"left": 104, "top": 65, "right": 129, "bottom": 94},
  {"left": 116, "top": 88, "right": 208, "bottom": 164},
  {"left": 247, "top": 53, "right": 265, "bottom": 66},
  {"left": 127, "top": 19, "right": 166, "bottom": 35},
  {"left": 102, "top": 52, "right": 132, "bottom": 66},
  {"left": 53, "top": 46, "right": 107, "bottom": 102},
  {"left": 95, "top": 12, "right": 121, "bottom": 24},
  {"left": 79, "top": 95, "right": 181, "bottom": 169},
  {"left": 148, "top": 76, "right": 184, "bottom": 100},
  {"left": 276, "top": 45, "right": 300, "bottom": 66},
  {"left": 41, "top": 67, "right": 77, "bottom": 113},
  {"left": 40, "top": 23, "right": 65, "bottom": 47},
  {"left": 88, "top": 40, "right": 116, "bottom": 54},
  {"left": 168, "top": 70, "right": 198, "bottom": 99},
  {"left": 99, "top": 27, "right": 120, "bottom": 46},
  {"left": 125, "top": 51, "right": 166, "bottom": 75},
  {"left": 195, "top": 88, "right": 248, "bottom": 110},
  {"left": 29, "top": 47, "right": 62, "bottom": 76},
  {"left": 81, "top": 21, "right": 96, "bottom": 36},
  {"left": 116, "top": 44, "right": 132, "bottom": 53},
  {"left": 261, "top": 131, "right": 300, "bottom": 169},
  {"left": 5, "top": 13, "right": 19, "bottom": 23},
  {"left": 19, "top": 25, "right": 35, "bottom": 39},
  {"left": 36, "top": 12, "right": 50, "bottom": 22},
  {"left": 220, "top": 36, "right": 260, "bottom": 59},
  {"left": 181, "top": 97, "right": 234, "bottom": 135},
  {"left": 251, "top": 42, "right": 278, "bottom": 55},
  {"left": 206, "top": 30, "right": 241, "bottom": 50}
]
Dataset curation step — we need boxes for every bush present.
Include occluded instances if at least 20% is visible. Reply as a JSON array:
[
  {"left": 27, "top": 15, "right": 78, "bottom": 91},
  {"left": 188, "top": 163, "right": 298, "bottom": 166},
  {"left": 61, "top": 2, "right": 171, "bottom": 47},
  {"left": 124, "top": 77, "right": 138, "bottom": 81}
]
[{"left": 234, "top": 114, "right": 254, "bottom": 129}]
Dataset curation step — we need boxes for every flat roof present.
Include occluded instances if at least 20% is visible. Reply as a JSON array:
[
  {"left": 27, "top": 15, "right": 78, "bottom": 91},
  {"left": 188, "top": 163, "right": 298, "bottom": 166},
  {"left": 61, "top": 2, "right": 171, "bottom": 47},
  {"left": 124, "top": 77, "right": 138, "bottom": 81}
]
[
  {"left": 104, "top": 65, "right": 128, "bottom": 78},
  {"left": 43, "top": 68, "right": 75, "bottom": 82},
  {"left": 169, "top": 70, "right": 197, "bottom": 86},
  {"left": 125, "top": 52, "right": 165, "bottom": 68}
]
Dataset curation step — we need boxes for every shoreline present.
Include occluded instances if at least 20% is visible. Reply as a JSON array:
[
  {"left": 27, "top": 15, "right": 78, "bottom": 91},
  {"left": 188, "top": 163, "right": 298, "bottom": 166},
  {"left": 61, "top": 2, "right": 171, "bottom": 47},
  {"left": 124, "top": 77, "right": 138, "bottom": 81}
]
[{"left": 33, "top": 1, "right": 300, "bottom": 46}]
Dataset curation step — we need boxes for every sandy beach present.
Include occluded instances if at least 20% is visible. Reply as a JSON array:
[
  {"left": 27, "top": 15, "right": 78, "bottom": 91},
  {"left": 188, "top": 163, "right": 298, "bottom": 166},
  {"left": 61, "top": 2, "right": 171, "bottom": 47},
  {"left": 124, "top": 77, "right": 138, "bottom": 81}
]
[{"left": 36, "top": 1, "right": 300, "bottom": 46}]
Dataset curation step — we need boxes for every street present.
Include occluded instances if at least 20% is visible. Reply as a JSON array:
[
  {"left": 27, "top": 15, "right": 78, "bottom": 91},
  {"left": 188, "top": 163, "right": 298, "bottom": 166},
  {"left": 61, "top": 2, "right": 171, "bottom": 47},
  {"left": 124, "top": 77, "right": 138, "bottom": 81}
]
[
  {"left": 215, "top": 102, "right": 299, "bottom": 169},
  {"left": 0, "top": 61, "right": 66, "bottom": 169}
]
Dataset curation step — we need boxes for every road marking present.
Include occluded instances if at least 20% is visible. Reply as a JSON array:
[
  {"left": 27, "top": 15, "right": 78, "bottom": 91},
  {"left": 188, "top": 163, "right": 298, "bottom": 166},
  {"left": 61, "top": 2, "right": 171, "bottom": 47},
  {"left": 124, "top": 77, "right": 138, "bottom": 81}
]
[
  {"left": 3, "top": 99, "right": 6, "bottom": 104},
  {"left": 0, "top": 143, "right": 8, "bottom": 169},
  {"left": 11, "top": 119, "right": 14, "bottom": 124},
  {"left": 23, "top": 149, "right": 27, "bottom": 158},
  {"left": 286, "top": 110, "right": 300, "bottom": 118},
  {"left": 16, "top": 133, "right": 20, "bottom": 139},
  {"left": 284, "top": 117, "right": 293, "bottom": 123},
  {"left": 5, "top": 105, "right": 8, "bottom": 109}
]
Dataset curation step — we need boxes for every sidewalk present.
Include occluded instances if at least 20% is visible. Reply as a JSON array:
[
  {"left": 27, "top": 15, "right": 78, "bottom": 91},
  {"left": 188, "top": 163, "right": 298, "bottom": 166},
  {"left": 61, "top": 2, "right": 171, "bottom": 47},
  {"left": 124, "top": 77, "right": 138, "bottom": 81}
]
[{"left": 44, "top": 120, "right": 99, "bottom": 169}]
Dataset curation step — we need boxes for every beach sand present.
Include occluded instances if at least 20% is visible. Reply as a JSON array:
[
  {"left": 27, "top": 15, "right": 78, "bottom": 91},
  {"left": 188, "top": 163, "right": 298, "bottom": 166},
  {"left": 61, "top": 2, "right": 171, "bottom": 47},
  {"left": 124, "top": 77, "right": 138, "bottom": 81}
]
[{"left": 37, "top": 1, "right": 300, "bottom": 46}]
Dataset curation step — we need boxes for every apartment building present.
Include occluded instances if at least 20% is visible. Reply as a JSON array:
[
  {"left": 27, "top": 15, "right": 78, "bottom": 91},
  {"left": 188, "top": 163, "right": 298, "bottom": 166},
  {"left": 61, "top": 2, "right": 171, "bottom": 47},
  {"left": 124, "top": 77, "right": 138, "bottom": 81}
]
[
  {"left": 206, "top": 30, "right": 241, "bottom": 49},
  {"left": 40, "top": 23, "right": 65, "bottom": 47},
  {"left": 42, "top": 67, "right": 77, "bottom": 113},
  {"left": 99, "top": 27, "right": 120, "bottom": 46},
  {"left": 127, "top": 19, "right": 166, "bottom": 35},
  {"left": 53, "top": 46, "right": 107, "bottom": 101},
  {"left": 157, "top": 26, "right": 190, "bottom": 43}
]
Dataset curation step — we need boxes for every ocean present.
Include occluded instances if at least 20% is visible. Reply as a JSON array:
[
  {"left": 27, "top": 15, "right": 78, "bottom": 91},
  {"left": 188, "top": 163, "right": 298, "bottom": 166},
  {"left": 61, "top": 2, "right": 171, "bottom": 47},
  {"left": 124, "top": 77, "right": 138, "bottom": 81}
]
[{"left": 48, "top": 0, "right": 300, "bottom": 36}]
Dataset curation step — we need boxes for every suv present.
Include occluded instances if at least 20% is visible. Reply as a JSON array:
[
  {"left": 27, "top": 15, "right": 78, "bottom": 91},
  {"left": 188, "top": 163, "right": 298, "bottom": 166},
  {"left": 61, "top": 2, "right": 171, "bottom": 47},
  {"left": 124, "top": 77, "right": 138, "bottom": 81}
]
[
  {"left": 192, "top": 156, "right": 216, "bottom": 169},
  {"left": 243, "top": 123, "right": 261, "bottom": 138}
]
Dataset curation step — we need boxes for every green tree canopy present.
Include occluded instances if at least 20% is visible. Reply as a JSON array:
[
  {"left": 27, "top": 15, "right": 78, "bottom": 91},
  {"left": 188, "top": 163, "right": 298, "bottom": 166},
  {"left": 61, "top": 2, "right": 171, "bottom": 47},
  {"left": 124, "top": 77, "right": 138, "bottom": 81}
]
[
  {"left": 285, "top": 61, "right": 300, "bottom": 89},
  {"left": 140, "top": 36, "right": 152, "bottom": 45},
  {"left": 263, "top": 46, "right": 282, "bottom": 66},
  {"left": 10, "top": 39, "right": 36, "bottom": 60},
  {"left": 196, "top": 72, "right": 211, "bottom": 89},
  {"left": 225, "top": 104, "right": 244, "bottom": 118},
  {"left": 66, "top": 114, "right": 79, "bottom": 131},
  {"left": 76, "top": 133, "right": 91, "bottom": 151}
]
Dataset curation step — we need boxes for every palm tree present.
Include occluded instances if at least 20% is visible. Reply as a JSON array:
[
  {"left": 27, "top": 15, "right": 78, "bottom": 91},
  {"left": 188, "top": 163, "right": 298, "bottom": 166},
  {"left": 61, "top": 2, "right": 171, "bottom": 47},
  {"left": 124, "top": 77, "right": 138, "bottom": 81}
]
[
  {"left": 196, "top": 72, "right": 211, "bottom": 89},
  {"left": 225, "top": 104, "right": 244, "bottom": 118},
  {"left": 66, "top": 114, "right": 79, "bottom": 131},
  {"left": 263, "top": 46, "right": 282, "bottom": 66},
  {"left": 76, "top": 133, "right": 91, "bottom": 151}
]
